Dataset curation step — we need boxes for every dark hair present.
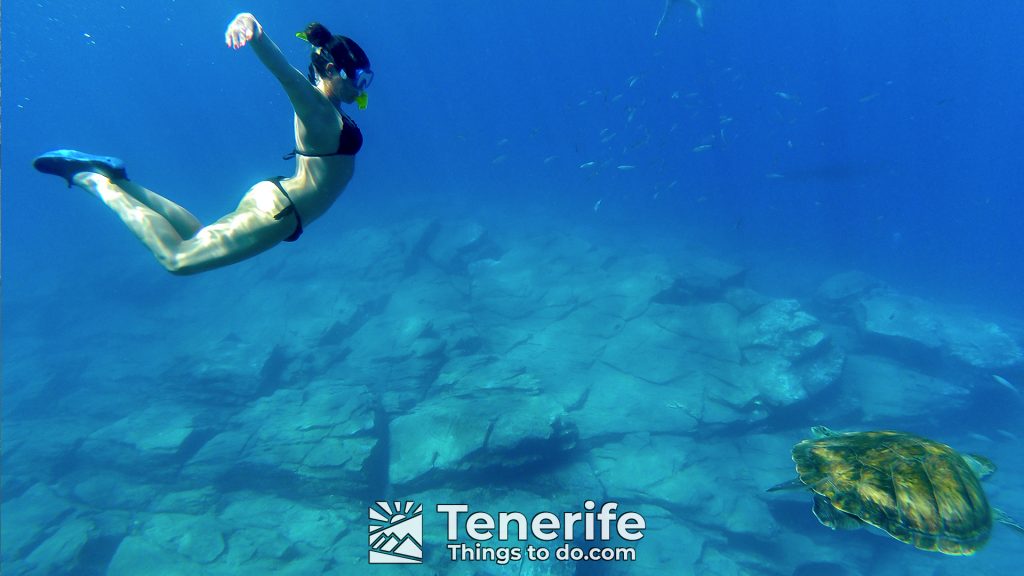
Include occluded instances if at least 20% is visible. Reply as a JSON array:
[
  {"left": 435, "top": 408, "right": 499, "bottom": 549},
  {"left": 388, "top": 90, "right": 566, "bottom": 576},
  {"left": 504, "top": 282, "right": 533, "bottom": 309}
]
[{"left": 304, "top": 22, "right": 370, "bottom": 80}]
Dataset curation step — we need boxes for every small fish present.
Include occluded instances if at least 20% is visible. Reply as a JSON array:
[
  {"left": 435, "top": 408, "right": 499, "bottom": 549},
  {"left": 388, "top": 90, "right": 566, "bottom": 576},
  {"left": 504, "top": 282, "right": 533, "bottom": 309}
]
[
  {"left": 967, "top": 432, "right": 993, "bottom": 443},
  {"left": 858, "top": 92, "right": 880, "bottom": 103},
  {"left": 692, "top": 144, "right": 712, "bottom": 152},
  {"left": 671, "top": 91, "right": 680, "bottom": 99},
  {"left": 617, "top": 165, "right": 636, "bottom": 170},
  {"left": 654, "top": 0, "right": 671, "bottom": 36},
  {"left": 491, "top": 154, "right": 507, "bottom": 164},
  {"left": 690, "top": 0, "right": 704, "bottom": 29},
  {"left": 578, "top": 99, "right": 589, "bottom": 106},
  {"left": 611, "top": 93, "right": 624, "bottom": 102},
  {"left": 496, "top": 138, "right": 509, "bottom": 146},
  {"left": 719, "top": 115, "right": 733, "bottom": 125},
  {"left": 997, "top": 429, "right": 1020, "bottom": 441},
  {"left": 543, "top": 155, "right": 557, "bottom": 164},
  {"left": 628, "top": 75, "right": 640, "bottom": 88},
  {"left": 579, "top": 161, "right": 596, "bottom": 169},
  {"left": 992, "top": 374, "right": 1021, "bottom": 395},
  {"left": 593, "top": 199, "right": 603, "bottom": 212},
  {"left": 765, "top": 173, "right": 785, "bottom": 179}
]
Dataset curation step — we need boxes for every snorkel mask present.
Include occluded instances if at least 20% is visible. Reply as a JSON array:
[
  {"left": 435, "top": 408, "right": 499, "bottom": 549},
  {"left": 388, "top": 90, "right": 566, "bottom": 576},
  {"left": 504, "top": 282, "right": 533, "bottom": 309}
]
[{"left": 297, "top": 30, "right": 373, "bottom": 110}]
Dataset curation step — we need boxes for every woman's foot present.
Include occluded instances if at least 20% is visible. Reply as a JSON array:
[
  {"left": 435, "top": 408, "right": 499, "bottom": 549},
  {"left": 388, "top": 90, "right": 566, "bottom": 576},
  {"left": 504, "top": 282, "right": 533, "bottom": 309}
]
[{"left": 33, "top": 149, "right": 128, "bottom": 187}]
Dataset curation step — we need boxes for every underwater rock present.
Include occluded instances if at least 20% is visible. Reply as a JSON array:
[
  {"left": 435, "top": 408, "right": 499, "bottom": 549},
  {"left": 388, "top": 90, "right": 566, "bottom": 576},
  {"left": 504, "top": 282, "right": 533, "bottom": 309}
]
[
  {"left": 594, "top": 298, "right": 841, "bottom": 427},
  {"left": 161, "top": 337, "right": 272, "bottom": 402},
  {"left": 76, "top": 404, "right": 195, "bottom": 478},
  {"left": 142, "top": 513, "right": 225, "bottom": 564},
  {"left": 107, "top": 535, "right": 195, "bottom": 576},
  {"left": 840, "top": 354, "right": 969, "bottom": 421},
  {"left": 71, "top": 472, "right": 160, "bottom": 510},
  {"left": 469, "top": 242, "right": 582, "bottom": 323},
  {"left": 438, "top": 353, "right": 548, "bottom": 399},
  {"left": 589, "top": 252, "right": 675, "bottom": 321},
  {"left": 722, "top": 286, "right": 771, "bottom": 315},
  {"left": 185, "top": 383, "right": 377, "bottom": 498},
  {"left": 623, "top": 505, "right": 704, "bottom": 575},
  {"left": 218, "top": 492, "right": 350, "bottom": 559},
  {"left": 588, "top": 433, "right": 779, "bottom": 540},
  {"left": 570, "top": 362, "right": 704, "bottom": 441},
  {"left": 425, "top": 220, "right": 504, "bottom": 274},
  {"left": 602, "top": 310, "right": 727, "bottom": 386},
  {"left": 484, "top": 306, "right": 619, "bottom": 405},
  {"left": 733, "top": 299, "right": 843, "bottom": 409},
  {"left": 692, "top": 546, "right": 748, "bottom": 576},
  {"left": 327, "top": 224, "right": 407, "bottom": 282},
  {"left": 388, "top": 392, "right": 575, "bottom": 490},
  {"left": 150, "top": 487, "right": 220, "bottom": 515},
  {"left": 334, "top": 276, "right": 476, "bottom": 413},
  {"left": 109, "top": 495, "right": 345, "bottom": 574},
  {"left": 652, "top": 255, "right": 747, "bottom": 305},
  {"left": 395, "top": 218, "right": 442, "bottom": 275},
  {"left": 858, "top": 293, "right": 1023, "bottom": 370},
  {"left": 815, "top": 270, "right": 886, "bottom": 305},
  {"left": 587, "top": 433, "right": 701, "bottom": 504},
  {"left": 0, "top": 416, "right": 98, "bottom": 491},
  {"left": 22, "top": 517, "right": 94, "bottom": 576},
  {"left": 0, "top": 483, "right": 75, "bottom": 564}
]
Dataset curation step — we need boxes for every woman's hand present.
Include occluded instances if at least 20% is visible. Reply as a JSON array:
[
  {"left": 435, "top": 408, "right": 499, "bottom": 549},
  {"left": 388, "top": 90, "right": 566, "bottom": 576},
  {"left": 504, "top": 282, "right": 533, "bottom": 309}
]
[{"left": 225, "top": 13, "right": 263, "bottom": 49}]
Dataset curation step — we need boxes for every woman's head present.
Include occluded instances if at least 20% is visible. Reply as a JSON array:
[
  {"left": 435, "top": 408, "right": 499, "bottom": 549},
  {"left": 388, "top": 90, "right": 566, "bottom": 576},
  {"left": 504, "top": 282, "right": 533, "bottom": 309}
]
[{"left": 302, "top": 22, "right": 373, "bottom": 102}]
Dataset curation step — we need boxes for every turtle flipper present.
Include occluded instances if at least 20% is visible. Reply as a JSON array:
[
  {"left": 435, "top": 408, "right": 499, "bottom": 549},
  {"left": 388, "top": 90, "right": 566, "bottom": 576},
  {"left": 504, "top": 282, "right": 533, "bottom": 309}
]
[
  {"left": 812, "top": 495, "right": 864, "bottom": 530},
  {"left": 994, "top": 508, "right": 1024, "bottom": 536},
  {"left": 766, "top": 478, "right": 806, "bottom": 492}
]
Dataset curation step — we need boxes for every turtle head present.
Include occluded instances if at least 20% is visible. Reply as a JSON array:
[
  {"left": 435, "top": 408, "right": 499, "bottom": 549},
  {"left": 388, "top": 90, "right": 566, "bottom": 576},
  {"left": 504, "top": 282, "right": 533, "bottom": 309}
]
[{"left": 963, "top": 453, "right": 997, "bottom": 479}]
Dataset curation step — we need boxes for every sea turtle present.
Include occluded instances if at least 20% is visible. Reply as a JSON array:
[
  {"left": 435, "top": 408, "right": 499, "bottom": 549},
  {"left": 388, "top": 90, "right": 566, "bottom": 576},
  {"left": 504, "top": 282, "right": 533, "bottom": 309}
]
[{"left": 769, "top": 426, "right": 1024, "bottom": 555}]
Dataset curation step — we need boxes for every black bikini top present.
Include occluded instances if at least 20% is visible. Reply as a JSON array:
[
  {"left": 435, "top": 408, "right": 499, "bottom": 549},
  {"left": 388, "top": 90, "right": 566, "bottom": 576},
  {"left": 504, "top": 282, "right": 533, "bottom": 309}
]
[{"left": 284, "top": 112, "right": 362, "bottom": 160}]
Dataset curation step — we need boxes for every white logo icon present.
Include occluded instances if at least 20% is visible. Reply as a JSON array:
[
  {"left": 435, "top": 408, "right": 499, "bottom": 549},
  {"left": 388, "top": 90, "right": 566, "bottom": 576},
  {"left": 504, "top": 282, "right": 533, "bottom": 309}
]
[{"left": 369, "top": 501, "right": 423, "bottom": 564}]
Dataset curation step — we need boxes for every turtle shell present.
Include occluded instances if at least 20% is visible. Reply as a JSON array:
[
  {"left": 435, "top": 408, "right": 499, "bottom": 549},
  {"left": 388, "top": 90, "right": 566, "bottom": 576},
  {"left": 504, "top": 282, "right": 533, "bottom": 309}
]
[{"left": 792, "top": 430, "right": 993, "bottom": 555}]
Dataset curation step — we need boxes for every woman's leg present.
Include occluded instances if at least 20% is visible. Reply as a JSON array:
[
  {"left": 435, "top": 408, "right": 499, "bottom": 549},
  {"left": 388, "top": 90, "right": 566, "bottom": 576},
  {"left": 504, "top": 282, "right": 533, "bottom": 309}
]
[
  {"left": 118, "top": 180, "right": 203, "bottom": 239},
  {"left": 73, "top": 173, "right": 296, "bottom": 275}
]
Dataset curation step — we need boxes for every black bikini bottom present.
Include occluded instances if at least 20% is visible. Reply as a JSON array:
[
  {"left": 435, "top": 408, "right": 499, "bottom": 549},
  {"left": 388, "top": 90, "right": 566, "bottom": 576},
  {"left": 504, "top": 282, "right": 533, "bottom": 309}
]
[{"left": 267, "top": 176, "right": 303, "bottom": 242}]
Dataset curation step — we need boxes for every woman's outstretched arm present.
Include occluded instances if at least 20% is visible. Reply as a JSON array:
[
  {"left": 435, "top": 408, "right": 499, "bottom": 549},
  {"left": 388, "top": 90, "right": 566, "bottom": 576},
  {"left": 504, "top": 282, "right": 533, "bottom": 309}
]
[{"left": 224, "top": 12, "right": 326, "bottom": 116}]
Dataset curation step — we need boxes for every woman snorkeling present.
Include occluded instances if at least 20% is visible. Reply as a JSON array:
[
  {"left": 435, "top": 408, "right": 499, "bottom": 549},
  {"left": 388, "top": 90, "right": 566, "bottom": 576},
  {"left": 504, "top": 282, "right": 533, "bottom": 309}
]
[{"left": 33, "top": 13, "right": 373, "bottom": 275}]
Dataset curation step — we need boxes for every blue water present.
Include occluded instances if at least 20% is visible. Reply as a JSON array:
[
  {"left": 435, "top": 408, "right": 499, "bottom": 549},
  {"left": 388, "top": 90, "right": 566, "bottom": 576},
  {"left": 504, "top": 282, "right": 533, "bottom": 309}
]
[{"left": 3, "top": 1, "right": 1024, "bottom": 575}]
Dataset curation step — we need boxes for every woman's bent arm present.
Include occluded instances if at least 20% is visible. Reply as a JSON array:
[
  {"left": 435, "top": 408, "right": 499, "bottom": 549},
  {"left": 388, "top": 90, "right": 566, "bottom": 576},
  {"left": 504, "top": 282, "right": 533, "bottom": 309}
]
[{"left": 225, "top": 13, "right": 326, "bottom": 116}]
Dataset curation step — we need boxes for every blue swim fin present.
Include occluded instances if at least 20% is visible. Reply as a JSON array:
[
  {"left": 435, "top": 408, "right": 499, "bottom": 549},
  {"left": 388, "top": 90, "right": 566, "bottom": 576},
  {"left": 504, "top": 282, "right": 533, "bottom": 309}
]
[{"left": 33, "top": 149, "right": 128, "bottom": 187}]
